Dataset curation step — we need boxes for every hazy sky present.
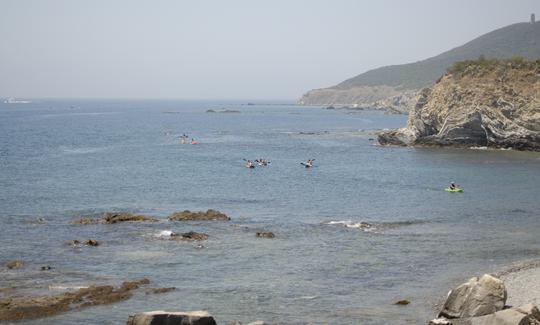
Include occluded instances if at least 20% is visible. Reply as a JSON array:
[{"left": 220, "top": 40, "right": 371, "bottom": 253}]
[{"left": 0, "top": 0, "right": 538, "bottom": 100}]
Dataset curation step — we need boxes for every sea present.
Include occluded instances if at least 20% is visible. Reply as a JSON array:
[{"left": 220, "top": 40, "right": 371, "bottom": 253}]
[{"left": 1, "top": 99, "right": 539, "bottom": 324}]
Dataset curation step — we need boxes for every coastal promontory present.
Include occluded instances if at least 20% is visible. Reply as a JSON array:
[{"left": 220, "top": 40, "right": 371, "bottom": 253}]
[{"left": 378, "top": 58, "right": 540, "bottom": 151}]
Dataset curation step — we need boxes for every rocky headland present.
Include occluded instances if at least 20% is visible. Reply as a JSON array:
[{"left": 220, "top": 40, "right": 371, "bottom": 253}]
[{"left": 378, "top": 58, "right": 540, "bottom": 151}]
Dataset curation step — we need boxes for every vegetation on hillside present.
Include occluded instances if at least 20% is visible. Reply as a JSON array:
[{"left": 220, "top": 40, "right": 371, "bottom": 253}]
[
  {"left": 447, "top": 56, "right": 540, "bottom": 78},
  {"left": 334, "top": 22, "right": 540, "bottom": 90}
]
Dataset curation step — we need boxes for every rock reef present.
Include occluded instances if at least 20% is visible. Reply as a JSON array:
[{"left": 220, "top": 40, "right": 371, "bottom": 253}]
[
  {"left": 0, "top": 279, "right": 150, "bottom": 321},
  {"left": 378, "top": 58, "right": 540, "bottom": 151},
  {"left": 168, "top": 209, "right": 230, "bottom": 221}
]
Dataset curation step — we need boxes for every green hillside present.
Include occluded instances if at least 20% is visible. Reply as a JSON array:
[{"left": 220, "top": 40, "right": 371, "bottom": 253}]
[{"left": 335, "top": 22, "right": 540, "bottom": 90}]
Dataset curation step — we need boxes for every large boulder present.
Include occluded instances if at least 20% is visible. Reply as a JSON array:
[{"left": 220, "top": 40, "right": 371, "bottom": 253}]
[
  {"left": 168, "top": 210, "right": 230, "bottom": 221},
  {"left": 431, "top": 304, "right": 540, "bottom": 325},
  {"left": 439, "top": 274, "right": 507, "bottom": 319},
  {"left": 127, "top": 311, "right": 217, "bottom": 325}
]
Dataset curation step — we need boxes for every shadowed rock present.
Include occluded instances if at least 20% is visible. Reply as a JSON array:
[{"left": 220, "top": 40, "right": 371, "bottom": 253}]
[
  {"left": 127, "top": 311, "right": 217, "bottom": 325},
  {"left": 439, "top": 274, "right": 507, "bottom": 319},
  {"left": 168, "top": 210, "right": 230, "bottom": 221},
  {"left": 0, "top": 279, "right": 150, "bottom": 321},
  {"left": 170, "top": 232, "right": 209, "bottom": 241},
  {"left": 256, "top": 232, "right": 275, "bottom": 239},
  {"left": 70, "top": 218, "right": 101, "bottom": 225}
]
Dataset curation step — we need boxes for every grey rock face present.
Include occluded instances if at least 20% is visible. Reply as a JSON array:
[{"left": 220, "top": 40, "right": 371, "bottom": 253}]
[
  {"left": 378, "top": 60, "right": 540, "bottom": 151},
  {"left": 439, "top": 274, "right": 507, "bottom": 319},
  {"left": 127, "top": 311, "right": 217, "bottom": 325}
]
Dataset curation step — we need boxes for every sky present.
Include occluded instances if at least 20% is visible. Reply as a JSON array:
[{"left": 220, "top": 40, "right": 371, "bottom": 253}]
[{"left": 0, "top": 0, "right": 538, "bottom": 100}]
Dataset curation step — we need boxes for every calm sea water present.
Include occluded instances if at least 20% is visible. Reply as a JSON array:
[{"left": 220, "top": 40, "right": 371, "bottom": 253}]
[{"left": 1, "top": 100, "right": 539, "bottom": 324}]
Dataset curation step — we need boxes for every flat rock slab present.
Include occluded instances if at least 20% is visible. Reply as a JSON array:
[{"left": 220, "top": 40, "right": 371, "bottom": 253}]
[{"left": 127, "top": 311, "right": 217, "bottom": 325}]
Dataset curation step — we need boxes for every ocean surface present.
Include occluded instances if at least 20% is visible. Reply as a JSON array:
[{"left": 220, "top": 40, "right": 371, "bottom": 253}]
[{"left": 1, "top": 99, "right": 539, "bottom": 324}]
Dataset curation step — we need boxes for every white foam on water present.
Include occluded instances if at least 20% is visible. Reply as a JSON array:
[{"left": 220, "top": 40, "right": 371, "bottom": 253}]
[
  {"left": 49, "top": 285, "right": 89, "bottom": 291},
  {"left": 155, "top": 230, "right": 174, "bottom": 238},
  {"left": 323, "top": 220, "right": 374, "bottom": 231}
]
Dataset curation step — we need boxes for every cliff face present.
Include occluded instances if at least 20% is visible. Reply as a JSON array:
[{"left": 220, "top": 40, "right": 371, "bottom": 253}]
[
  {"left": 378, "top": 59, "right": 540, "bottom": 151},
  {"left": 299, "top": 86, "right": 416, "bottom": 113}
]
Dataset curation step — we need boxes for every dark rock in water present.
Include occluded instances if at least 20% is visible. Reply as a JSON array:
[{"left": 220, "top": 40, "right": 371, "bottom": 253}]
[
  {"left": 256, "top": 232, "right": 275, "bottom": 238},
  {"left": 168, "top": 209, "right": 230, "bottom": 221},
  {"left": 394, "top": 299, "right": 410, "bottom": 305},
  {"left": 103, "top": 213, "right": 158, "bottom": 224},
  {"left": 438, "top": 274, "right": 506, "bottom": 319},
  {"left": 0, "top": 279, "right": 150, "bottom": 321},
  {"left": 70, "top": 217, "right": 101, "bottom": 225},
  {"left": 206, "top": 109, "right": 216, "bottom": 113},
  {"left": 127, "top": 311, "right": 217, "bottom": 325},
  {"left": 325, "top": 106, "right": 336, "bottom": 110},
  {"left": 6, "top": 260, "right": 24, "bottom": 269},
  {"left": 84, "top": 239, "right": 99, "bottom": 246},
  {"left": 40, "top": 266, "right": 52, "bottom": 271},
  {"left": 145, "top": 287, "right": 176, "bottom": 295},
  {"left": 170, "top": 231, "right": 209, "bottom": 241},
  {"left": 67, "top": 239, "right": 81, "bottom": 246}
]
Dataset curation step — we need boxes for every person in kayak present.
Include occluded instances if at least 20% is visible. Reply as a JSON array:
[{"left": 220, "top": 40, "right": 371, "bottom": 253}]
[
  {"left": 191, "top": 138, "right": 198, "bottom": 145},
  {"left": 245, "top": 160, "right": 255, "bottom": 168},
  {"left": 449, "top": 182, "right": 457, "bottom": 190},
  {"left": 302, "top": 159, "right": 314, "bottom": 168}
]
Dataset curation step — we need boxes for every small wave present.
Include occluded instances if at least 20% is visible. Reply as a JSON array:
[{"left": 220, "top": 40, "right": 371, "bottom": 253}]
[
  {"left": 322, "top": 220, "right": 374, "bottom": 231},
  {"left": 323, "top": 219, "right": 430, "bottom": 232},
  {"left": 60, "top": 146, "right": 109, "bottom": 155},
  {"left": 155, "top": 230, "right": 174, "bottom": 238},
  {"left": 49, "top": 285, "right": 89, "bottom": 291}
]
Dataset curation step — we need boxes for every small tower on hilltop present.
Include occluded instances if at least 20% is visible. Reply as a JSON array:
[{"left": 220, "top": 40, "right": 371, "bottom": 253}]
[{"left": 531, "top": 13, "right": 536, "bottom": 24}]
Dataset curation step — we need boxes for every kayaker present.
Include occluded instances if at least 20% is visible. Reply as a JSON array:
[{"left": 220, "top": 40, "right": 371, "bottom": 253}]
[
  {"left": 449, "top": 182, "right": 456, "bottom": 190},
  {"left": 246, "top": 160, "right": 255, "bottom": 168},
  {"left": 191, "top": 138, "right": 198, "bottom": 145}
]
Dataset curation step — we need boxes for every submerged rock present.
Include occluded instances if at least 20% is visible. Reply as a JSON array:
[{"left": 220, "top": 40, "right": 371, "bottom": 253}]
[
  {"left": 127, "top": 310, "right": 217, "bottom": 325},
  {"left": 168, "top": 209, "right": 230, "bottom": 221},
  {"left": 439, "top": 274, "right": 507, "bottom": 319},
  {"left": 0, "top": 279, "right": 150, "bottom": 321},
  {"left": 256, "top": 232, "right": 275, "bottom": 238},
  {"left": 6, "top": 260, "right": 24, "bottom": 270},
  {"left": 70, "top": 217, "right": 101, "bottom": 225},
  {"left": 394, "top": 299, "right": 411, "bottom": 305},
  {"left": 170, "top": 231, "right": 209, "bottom": 241},
  {"left": 145, "top": 287, "right": 176, "bottom": 295}
]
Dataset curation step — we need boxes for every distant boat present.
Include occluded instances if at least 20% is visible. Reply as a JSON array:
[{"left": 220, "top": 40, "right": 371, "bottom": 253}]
[{"left": 4, "top": 97, "right": 31, "bottom": 104}]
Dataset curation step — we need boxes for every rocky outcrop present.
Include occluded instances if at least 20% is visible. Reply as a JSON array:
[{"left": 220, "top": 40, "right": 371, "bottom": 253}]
[
  {"left": 439, "top": 274, "right": 507, "bottom": 319},
  {"left": 71, "top": 213, "right": 158, "bottom": 225},
  {"left": 431, "top": 304, "right": 540, "bottom": 325},
  {"left": 298, "top": 86, "right": 415, "bottom": 113},
  {"left": 168, "top": 210, "right": 230, "bottom": 221},
  {"left": 127, "top": 311, "right": 217, "bottom": 325},
  {"left": 378, "top": 58, "right": 540, "bottom": 151},
  {"left": 430, "top": 274, "right": 540, "bottom": 325},
  {"left": 103, "top": 213, "right": 157, "bottom": 224},
  {"left": 0, "top": 279, "right": 150, "bottom": 321}
]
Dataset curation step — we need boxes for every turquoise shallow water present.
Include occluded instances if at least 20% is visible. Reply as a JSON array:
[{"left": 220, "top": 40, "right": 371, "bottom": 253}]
[{"left": 1, "top": 100, "right": 539, "bottom": 324}]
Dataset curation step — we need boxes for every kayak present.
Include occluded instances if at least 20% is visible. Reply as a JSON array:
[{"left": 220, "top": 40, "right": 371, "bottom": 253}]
[{"left": 445, "top": 188, "right": 464, "bottom": 192}]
